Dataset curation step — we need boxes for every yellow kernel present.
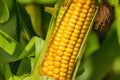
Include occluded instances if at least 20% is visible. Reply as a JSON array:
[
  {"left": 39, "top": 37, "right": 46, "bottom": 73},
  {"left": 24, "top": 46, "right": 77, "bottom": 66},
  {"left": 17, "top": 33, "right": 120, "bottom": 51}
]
[
  {"left": 75, "top": 43, "right": 81, "bottom": 48},
  {"left": 54, "top": 61, "right": 61, "bottom": 67},
  {"left": 61, "top": 64, "right": 69, "bottom": 68},
  {"left": 60, "top": 77, "right": 66, "bottom": 80},
  {"left": 76, "top": 2, "right": 82, "bottom": 7},
  {"left": 69, "top": 66, "right": 73, "bottom": 71},
  {"left": 81, "top": 29, "right": 86, "bottom": 34},
  {"left": 83, "top": 25, "right": 88, "bottom": 30},
  {"left": 66, "top": 48, "right": 73, "bottom": 53},
  {"left": 62, "top": 38, "right": 69, "bottom": 43},
  {"left": 70, "top": 59, "right": 75, "bottom": 63},
  {"left": 60, "top": 67, "right": 68, "bottom": 73},
  {"left": 57, "top": 18, "right": 61, "bottom": 22},
  {"left": 53, "top": 74, "right": 59, "bottom": 79},
  {"left": 68, "top": 71, "right": 72, "bottom": 75},
  {"left": 55, "top": 56, "right": 62, "bottom": 61},
  {"left": 82, "top": 9, "right": 88, "bottom": 14},
  {"left": 75, "top": 25, "right": 81, "bottom": 30},
  {"left": 64, "top": 52, "right": 71, "bottom": 57},
  {"left": 78, "top": 39, "right": 82, "bottom": 43},
  {"left": 74, "top": 47, "right": 79, "bottom": 51},
  {"left": 54, "top": 37, "right": 60, "bottom": 41},
  {"left": 47, "top": 61, "right": 53, "bottom": 65},
  {"left": 70, "top": 36, "right": 78, "bottom": 41},
  {"left": 57, "top": 50, "right": 63, "bottom": 56},
  {"left": 67, "top": 75, "right": 71, "bottom": 79},
  {"left": 52, "top": 45, "right": 57, "bottom": 50},
  {"left": 62, "top": 60, "right": 69, "bottom": 64},
  {"left": 64, "top": 17, "right": 69, "bottom": 22},
  {"left": 53, "top": 40, "right": 59, "bottom": 46},
  {"left": 42, "top": 67, "right": 48, "bottom": 73},
  {"left": 74, "top": 29, "right": 80, "bottom": 34},
  {"left": 47, "top": 71, "right": 53, "bottom": 76},
  {"left": 75, "top": 6, "right": 80, "bottom": 12},
  {"left": 56, "top": 22, "right": 59, "bottom": 27},
  {"left": 60, "top": 72, "right": 67, "bottom": 77},
  {"left": 58, "top": 46, "right": 65, "bottom": 51},
  {"left": 71, "top": 55, "right": 76, "bottom": 59},
  {"left": 47, "top": 56, "right": 53, "bottom": 60},
  {"left": 43, "top": 61, "right": 48, "bottom": 66},
  {"left": 62, "top": 56, "right": 70, "bottom": 61},
  {"left": 80, "top": 34, "right": 84, "bottom": 39},
  {"left": 69, "top": 40, "right": 76, "bottom": 45},
  {"left": 69, "top": 18, "right": 76, "bottom": 24},
  {"left": 78, "top": 17, "right": 85, "bottom": 22},
  {"left": 68, "top": 22, "right": 75, "bottom": 27},
  {"left": 88, "top": 8, "right": 93, "bottom": 13},
  {"left": 66, "top": 26, "right": 74, "bottom": 31},
  {"left": 69, "top": 62, "right": 74, "bottom": 67},
  {"left": 63, "top": 33, "right": 70, "bottom": 39},
  {"left": 80, "top": 13, "right": 86, "bottom": 18},
  {"left": 71, "top": 15, "right": 78, "bottom": 19},
  {"left": 61, "top": 22, "right": 67, "bottom": 26},
  {"left": 84, "top": 4, "right": 89, "bottom": 9},
  {"left": 73, "top": 51, "right": 78, "bottom": 56},
  {"left": 86, "top": 17, "right": 91, "bottom": 22},
  {"left": 73, "top": 11, "right": 79, "bottom": 16},
  {"left": 56, "top": 32, "right": 62, "bottom": 37},
  {"left": 87, "top": 13, "right": 92, "bottom": 17},
  {"left": 76, "top": 21, "right": 83, "bottom": 26},
  {"left": 60, "top": 42, "right": 67, "bottom": 47},
  {"left": 86, "top": 0, "right": 91, "bottom": 5},
  {"left": 58, "top": 29, "right": 63, "bottom": 34},
  {"left": 53, "top": 68, "right": 60, "bottom": 74},
  {"left": 72, "top": 33, "right": 78, "bottom": 37},
  {"left": 65, "top": 30, "right": 72, "bottom": 35},
  {"left": 65, "top": 13, "right": 70, "bottom": 18},
  {"left": 60, "top": 25, "right": 65, "bottom": 30},
  {"left": 48, "top": 66, "right": 55, "bottom": 70}
]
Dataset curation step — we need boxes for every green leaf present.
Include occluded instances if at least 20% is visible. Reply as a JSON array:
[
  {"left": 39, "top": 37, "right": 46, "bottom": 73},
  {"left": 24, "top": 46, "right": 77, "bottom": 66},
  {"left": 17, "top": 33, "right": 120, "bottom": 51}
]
[
  {"left": 17, "top": 0, "right": 34, "bottom": 4},
  {"left": 83, "top": 31, "right": 100, "bottom": 58},
  {"left": 16, "top": 3, "right": 35, "bottom": 42},
  {"left": 0, "top": 4, "right": 19, "bottom": 40},
  {"left": 5, "top": 64, "right": 13, "bottom": 80},
  {"left": 18, "top": 37, "right": 36, "bottom": 59},
  {"left": 108, "top": 0, "right": 118, "bottom": 6},
  {"left": 0, "top": 0, "right": 9, "bottom": 23},
  {"left": 25, "top": 5, "right": 43, "bottom": 37},
  {"left": 17, "top": 58, "right": 31, "bottom": 76},
  {"left": 0, "top": 30, "right": 24, "bottom": 63}
]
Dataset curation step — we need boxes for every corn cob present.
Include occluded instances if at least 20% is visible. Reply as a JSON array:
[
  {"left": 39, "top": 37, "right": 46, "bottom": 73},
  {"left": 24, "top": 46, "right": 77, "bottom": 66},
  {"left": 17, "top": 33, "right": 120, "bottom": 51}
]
[{"left": 41, "top": 0, "right": 97, "bottom": 80}]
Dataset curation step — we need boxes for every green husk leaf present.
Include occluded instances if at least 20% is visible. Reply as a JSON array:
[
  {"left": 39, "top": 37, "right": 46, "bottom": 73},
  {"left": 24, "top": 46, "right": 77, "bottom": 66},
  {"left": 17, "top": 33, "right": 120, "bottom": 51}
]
[
  {"left": 115, "top": 4, "right": 120, "bottom": 45},
  {"left": 5, "top": 64, "right": 13, "bottom": 80}
]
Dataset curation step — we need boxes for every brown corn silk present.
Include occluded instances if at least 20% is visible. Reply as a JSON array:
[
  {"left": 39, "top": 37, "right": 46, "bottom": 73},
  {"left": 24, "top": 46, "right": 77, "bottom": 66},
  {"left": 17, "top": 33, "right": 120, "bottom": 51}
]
[{"left": 41, "top": 0, "right": 97, "bottom": 80}]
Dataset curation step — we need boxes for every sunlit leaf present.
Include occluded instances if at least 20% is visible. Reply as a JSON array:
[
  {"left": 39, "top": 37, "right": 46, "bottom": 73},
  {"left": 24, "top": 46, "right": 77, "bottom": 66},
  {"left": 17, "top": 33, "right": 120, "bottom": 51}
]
[{"left": 0, "top": 30, "right": 24, "bottom": 63}]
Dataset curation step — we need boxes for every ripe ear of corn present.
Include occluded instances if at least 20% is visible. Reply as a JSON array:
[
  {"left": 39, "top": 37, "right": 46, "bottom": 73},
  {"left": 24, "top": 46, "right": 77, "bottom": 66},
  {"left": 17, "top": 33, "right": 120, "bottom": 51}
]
[{"left": 32, "top": 0, "right": 97, "bottom": 80}]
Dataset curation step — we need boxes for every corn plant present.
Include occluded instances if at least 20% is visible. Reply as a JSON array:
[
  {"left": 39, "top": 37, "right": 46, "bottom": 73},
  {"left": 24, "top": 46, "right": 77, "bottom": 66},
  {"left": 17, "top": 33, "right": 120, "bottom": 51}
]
[{"left": 0, "top": 0, "right": 120, "bottom": 80}]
